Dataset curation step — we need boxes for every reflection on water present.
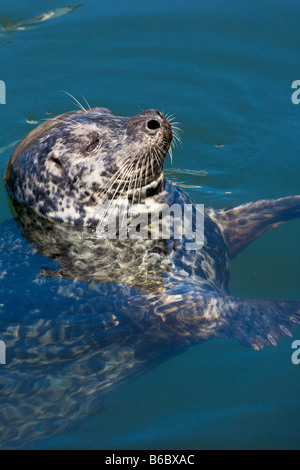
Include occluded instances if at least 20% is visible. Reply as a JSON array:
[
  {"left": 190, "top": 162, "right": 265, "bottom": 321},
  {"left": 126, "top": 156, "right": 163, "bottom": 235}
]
[
  {"left": 0, "top": 140, "right": 19, "bottom": 155},
  {"left": 0, "top": 4, "right": 82, "bottom": 39},
  {"left": 0, "top": 0, "right": 300, "bottom": 451},
  {"left": 164, "top": 168, "right": 206, "bottom": 189}
]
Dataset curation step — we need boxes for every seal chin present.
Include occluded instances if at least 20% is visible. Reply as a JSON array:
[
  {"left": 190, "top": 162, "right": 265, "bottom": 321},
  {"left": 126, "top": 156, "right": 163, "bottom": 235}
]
[{"left": 127, "top": 172, "right": 166, "bottom": 202}]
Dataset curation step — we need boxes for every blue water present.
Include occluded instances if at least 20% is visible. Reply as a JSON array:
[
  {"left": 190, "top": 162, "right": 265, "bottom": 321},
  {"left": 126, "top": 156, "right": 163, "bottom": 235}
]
[{"left": 0, "top": 0, "right": 300, "bottom": 450}]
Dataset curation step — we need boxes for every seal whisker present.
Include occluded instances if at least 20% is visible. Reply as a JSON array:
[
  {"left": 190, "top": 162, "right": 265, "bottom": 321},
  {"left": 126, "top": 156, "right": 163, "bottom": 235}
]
[
  {"left": 146, "top": 152, "right": 157, "bottom": 184},
  {"left": 81, "top": 95, "right": 91, "bottom": 110},
  {"left": 138, "top": 155, "right": 146, "bottom": 202},
  {"left": 131, "top": 156, "right": 142, "bottom": 204},
  {"left": 110, "top": 157, "right": 140, "bottom": 225},
  {"left": 172, "top": 126, "right": 183, "bottom": 135},
  {"left": 172, "top": 130, "right": 182, "bottom": 149},
  {"left": 138, "top": 154, "right": 147, "bottom": 203},
  {"left": 156, "top": 145, "right": 167, "bottom": 167},
  {"left": 165, "top": 112, "right": 175, "bottom": 121},
  {"left": 98, "top": 160, "right": 133, "bottom": 208},
  {"left": 125, "top": 158, "right": 139, "bottom": 207},
  {"left": 97, "top": 156, "right": 133, "bottom": 200},
  {"left": 166, "top": 115, "right": 180, "bottom": 126},
  {"left": 97, "top": 157, "right": 138, "bottom": 224},
  {"left": 153, "top": 145, "right": 163, "bottom": 162},
  {"left": 150, "top": 150, "right": 155, "bottom": 181},
  {"left": 60, "top": 90, "right": 87, "bottom": 112},
  {"left": 91, "top": 157, "right": 134, "bottom": 225},
  {"left": 152, "top": 149, "right": 161, "bottom": 170},
  {"left": 130, "top": 155, "right": 144, "bottom": 206}
]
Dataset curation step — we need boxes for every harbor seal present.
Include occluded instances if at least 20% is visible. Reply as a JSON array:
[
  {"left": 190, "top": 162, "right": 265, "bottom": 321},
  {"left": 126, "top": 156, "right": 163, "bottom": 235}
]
[{"left": 1, "top": 106, "right": 300, "bottom": 449}]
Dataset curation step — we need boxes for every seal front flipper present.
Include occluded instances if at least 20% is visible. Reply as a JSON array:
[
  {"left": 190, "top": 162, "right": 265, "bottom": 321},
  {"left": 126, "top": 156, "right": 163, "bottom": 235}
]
[
  {"left": 215, "top": 296, "right": 300, "bottom": 350},
  {"left": 212, "top": 196, "right": 300, "bottom": 259}
]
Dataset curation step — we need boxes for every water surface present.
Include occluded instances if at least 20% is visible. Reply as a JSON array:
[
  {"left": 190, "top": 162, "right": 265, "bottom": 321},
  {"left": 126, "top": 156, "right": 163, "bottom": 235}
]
[{"left": 0, "top": 0, "right": 300, "bottom": 450}]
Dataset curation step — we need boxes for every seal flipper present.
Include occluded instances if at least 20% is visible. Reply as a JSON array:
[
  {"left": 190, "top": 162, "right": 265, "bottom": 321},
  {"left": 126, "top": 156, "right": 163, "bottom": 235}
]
[
  {"left": 212, "top": 196, "right": 300, "bottom": 259},
  {"left": 155, "top": 291, "right": 300, "bottom": 350},
  {"left": 215, "top": 296, "right": 300, "bottom": 350}
]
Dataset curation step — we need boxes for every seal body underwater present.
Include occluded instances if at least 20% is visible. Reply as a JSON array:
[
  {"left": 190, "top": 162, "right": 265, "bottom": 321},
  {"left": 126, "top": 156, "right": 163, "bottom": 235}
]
[{"left": 0, "top": 106, "right": 300, "bottom": 448}]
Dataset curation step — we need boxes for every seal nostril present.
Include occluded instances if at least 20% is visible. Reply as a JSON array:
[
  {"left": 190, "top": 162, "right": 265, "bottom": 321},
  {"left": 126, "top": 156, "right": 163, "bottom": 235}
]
[{"left": 147, "top": 120, "right": 160, "bottom": 131}]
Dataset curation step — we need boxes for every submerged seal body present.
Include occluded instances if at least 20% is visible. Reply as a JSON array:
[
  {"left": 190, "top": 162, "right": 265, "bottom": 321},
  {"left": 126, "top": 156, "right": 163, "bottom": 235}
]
[{"left": 1, "top": 106, "right": 300, "bottom": 448}]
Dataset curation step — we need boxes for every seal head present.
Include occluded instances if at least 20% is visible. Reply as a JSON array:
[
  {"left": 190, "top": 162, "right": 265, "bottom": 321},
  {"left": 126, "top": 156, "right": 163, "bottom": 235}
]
[{"left": 4, "top": 108, "right": 172, "bottom": 227}]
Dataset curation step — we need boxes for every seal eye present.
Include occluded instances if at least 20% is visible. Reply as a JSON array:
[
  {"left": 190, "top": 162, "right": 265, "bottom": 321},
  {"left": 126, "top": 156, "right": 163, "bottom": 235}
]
[{"left": 86, "top": 138, "right": 100, "bottom": 152}]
